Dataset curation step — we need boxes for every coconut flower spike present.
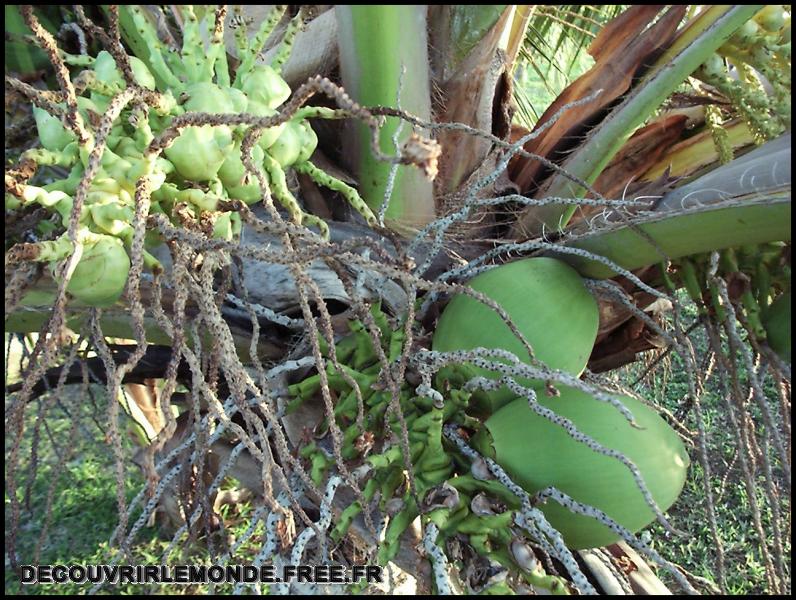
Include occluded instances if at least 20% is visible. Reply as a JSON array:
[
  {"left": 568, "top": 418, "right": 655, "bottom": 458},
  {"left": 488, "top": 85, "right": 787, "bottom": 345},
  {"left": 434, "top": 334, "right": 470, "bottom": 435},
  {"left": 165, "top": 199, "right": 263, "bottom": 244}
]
[
  {"left": 261, "top": 153, "right": 304, "bottom": 225},
  {"left": 178, "top": 6, "right": 204, "bottom": 85},
  {"left": 293, "top": 161, "right": 378, "bottom": 227},
  {"left": 270, "top": 7, "right": 305, "bottom": 74},
  {"left": 234, "top": 5, "right": 287, "bottom": 85},
  {"left": 124, "top": 6, "right": 182, "bottom": 89},
  {"left": 209, "top": 6, "right": 230, "bottom": 88}
]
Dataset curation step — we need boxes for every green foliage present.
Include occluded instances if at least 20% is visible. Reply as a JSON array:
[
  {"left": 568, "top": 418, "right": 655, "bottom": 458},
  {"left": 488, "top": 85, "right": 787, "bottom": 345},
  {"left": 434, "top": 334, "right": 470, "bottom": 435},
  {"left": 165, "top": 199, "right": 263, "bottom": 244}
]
[
  {"left": 7, "top": 5, "right": 380, "bottom": 309},
  {"left": 513, "top": 6, "right": 623, "bottom": 126},
  {"left": 3, "top": 379, "right": 268, "bottom": 595},
  {"left": 5, "top": 6, "right": 58, "bottom": 74}
]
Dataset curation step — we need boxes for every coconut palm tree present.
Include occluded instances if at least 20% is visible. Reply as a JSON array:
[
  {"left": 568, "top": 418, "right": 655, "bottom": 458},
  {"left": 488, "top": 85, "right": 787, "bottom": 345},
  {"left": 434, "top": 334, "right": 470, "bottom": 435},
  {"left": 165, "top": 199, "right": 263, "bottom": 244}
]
[{"left": 4, "top": 5, "right": 790, "bottom": 595}]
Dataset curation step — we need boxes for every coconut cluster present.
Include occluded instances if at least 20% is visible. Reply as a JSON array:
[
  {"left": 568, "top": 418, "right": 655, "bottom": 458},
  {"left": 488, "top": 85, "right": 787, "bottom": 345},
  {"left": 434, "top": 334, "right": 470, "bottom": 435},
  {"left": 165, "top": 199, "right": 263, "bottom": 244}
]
[
  {"left": 431, "top": 258, "right": 690, "bottom": 549},
  {"left": 699, "top": 5, "right": 791, "bottom": 142},
  {"left": 7, "top": 6, "right": 376, "bottom": 306}
]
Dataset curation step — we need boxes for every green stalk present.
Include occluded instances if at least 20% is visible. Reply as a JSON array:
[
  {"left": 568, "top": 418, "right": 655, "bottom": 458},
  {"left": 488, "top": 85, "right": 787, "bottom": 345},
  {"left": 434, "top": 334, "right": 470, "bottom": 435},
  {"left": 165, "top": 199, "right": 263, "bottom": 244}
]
[
  {"left": 179, "top": 6, "right": 203, "bottom": 84},
  {"left": 554, "top": 197, "right": 790, "bottom": 279},
  {"left": 235, "top": 5, "right": 287, "bottom": 84},
  {"left": 548, "top": 130, "right": 791, "bottom": 279},
  {"left": 511, "top": 5, "right": 762, "bottom": 237},
  {"left": 550, "top": 130, "right": 791, "bottom": 278},
  {"left": 336, "top": 6, "right": 436, "bottom": 235},
  {"left": 111, "top": 6, "right": 182, "bottom": 89}
]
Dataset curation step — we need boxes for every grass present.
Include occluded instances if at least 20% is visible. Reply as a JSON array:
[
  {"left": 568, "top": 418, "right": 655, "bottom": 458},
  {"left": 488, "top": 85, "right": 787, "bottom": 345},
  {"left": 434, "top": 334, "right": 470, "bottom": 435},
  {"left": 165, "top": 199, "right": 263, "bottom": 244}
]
[
  {"left": 623, "top": 294, "right": 790, "bottom": 595},
  {"left": 3, "top": 388, "right": 268, "bottom": 595},
  {"left": 4, "top": 336, "right": 267, "bottom": 595}
]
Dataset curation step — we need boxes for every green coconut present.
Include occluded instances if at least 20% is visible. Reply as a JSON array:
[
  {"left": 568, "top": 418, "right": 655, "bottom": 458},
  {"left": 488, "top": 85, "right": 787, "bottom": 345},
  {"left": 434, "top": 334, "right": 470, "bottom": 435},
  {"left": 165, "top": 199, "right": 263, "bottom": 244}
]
[
  {"left": 164, "top": 82, "right": 237, "bottom": 182},
  {"left": 267, "top": 120, "right": 304, "bottom": 168},
  {"left": 472, "top": 387, "right": 690, "bottom": 549},
  {"left": 754, "top": 5, "right": 787, "bottom": 33},
  {"left": 53, "top": 235, "right": 131, "bottom": 307},
  {"left": 239, "top": 64, "right": 292, "bottom": 110},
  {"left": 763, "top": 291, "right": 791, "bottom": 363},
  {"left": 432, "top": 257, "right": 599, "bottom": 413}
]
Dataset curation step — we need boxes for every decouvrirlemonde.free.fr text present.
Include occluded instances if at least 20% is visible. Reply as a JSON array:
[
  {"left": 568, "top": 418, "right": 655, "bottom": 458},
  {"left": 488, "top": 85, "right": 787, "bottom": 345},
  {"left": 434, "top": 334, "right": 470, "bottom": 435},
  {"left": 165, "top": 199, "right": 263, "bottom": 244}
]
[{"left": 20, "top": 564, "right": 383, "bottom": 585}]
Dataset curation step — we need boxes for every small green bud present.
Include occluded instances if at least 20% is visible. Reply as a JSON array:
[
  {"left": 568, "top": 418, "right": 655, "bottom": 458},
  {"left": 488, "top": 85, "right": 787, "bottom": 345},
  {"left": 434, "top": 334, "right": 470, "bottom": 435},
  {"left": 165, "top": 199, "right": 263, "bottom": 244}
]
[
  {"left": 164, "top": 125, "right": 234, "bottom": 182},
  {"left": 244, "top": 98, "right": 285, "bottom": 149},
  {"left": 50, "top": 232, "right": 131, "bottom": 307},
  {"left": 218, "top": 142, "right": 265, "bottom": 188},
  {"left": 240, "top": 65, "right": 291, "bottom": 110},
  {"left": 33, "top": 106, "right": 74, "bottom": 152},
  {"left": 267, "top": 120, "right": 303, "bottom": 167}
]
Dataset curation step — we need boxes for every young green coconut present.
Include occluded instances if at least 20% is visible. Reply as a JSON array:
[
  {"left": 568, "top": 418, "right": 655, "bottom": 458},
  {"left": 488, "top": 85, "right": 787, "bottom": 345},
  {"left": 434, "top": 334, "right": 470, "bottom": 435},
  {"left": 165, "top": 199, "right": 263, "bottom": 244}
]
[
  {"left": 471, "top": 387, "right": 690, "bottom": 549},
  {"left": 61, "top": 235, "right": 131, "bottom": 306},
  {"left": 23, "top": 229, "right": 132, "bottom": 307},
  {"left": 17, "top": 3, "right": 378, "bottom": 272},
  {"left": 432, "top": 257, "right": 599, "bottom": 413},
  {"left": 120, "top": 5, "right": 378, "bottom": 233}
]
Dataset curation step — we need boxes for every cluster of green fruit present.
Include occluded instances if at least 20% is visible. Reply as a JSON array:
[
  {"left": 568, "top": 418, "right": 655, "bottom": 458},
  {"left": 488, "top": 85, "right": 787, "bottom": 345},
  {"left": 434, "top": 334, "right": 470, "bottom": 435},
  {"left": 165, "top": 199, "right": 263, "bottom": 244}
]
[
  {"left": 699, "top": 5, "right": 791, "bottom": 142},
  {"left": 6, "top": 6, "right": 376, "bottom": 307},
  {"left": 289, "top": 257, "right": 691, "bottom": 590},
  {"left": 286, "top": 306, "right": 463, "bottom": 561},
  {"left": 673, "top": 243, "right": 791, "bottom": 363},
  {"left": 432, "top": 258, "right": 690, "bottom": 550}
]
